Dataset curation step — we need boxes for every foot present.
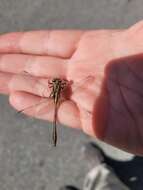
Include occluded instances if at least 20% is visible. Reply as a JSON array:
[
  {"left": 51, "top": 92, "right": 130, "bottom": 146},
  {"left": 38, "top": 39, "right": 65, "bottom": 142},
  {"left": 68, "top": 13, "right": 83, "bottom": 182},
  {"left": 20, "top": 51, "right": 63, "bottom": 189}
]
[
  {"left": 59, "top": 185, "right": 80, "bottom": 190},
  {"left": 81, "top": 142, "right": 105, "bottom": 168}
]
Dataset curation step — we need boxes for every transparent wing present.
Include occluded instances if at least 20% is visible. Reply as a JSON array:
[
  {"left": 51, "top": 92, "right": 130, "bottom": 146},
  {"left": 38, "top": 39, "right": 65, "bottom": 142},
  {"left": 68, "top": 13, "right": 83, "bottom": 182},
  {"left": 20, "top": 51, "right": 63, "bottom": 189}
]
[
  {"left": 15, "top": 72, "right": 95, "bottom": 147},
  {"left": 71, "top": 75, "right": 95, "bottom": 93}
]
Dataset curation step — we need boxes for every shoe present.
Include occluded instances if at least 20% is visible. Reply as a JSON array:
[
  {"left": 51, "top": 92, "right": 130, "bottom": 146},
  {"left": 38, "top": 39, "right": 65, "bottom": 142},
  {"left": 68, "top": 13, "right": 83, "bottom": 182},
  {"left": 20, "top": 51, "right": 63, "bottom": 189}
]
[
  {"left": 59, "top": 185, "right": 80, "bottom": 190},
  {"left": 81, "top": 142, "right": 105, "bottom": 168}
]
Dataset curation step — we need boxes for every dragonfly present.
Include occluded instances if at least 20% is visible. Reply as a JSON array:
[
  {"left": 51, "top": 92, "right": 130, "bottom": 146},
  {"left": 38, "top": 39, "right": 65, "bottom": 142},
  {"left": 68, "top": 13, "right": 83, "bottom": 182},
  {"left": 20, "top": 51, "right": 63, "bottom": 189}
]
[
  {"left": 18, "top": 72, "right": 94, "bottom": 147},
  {"left": 48, "top": 76, "right": 97, "bottom": 146},
  {"left": 48, "top": 78, "right": 67, "bottom": 146}
]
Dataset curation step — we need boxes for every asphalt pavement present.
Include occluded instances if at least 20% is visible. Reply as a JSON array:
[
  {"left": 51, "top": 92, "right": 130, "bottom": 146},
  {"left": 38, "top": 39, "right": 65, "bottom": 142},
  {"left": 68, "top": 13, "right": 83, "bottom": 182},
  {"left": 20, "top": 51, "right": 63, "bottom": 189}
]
[{"left": 0, "top": 0, "right": 143, "bottom": 189}]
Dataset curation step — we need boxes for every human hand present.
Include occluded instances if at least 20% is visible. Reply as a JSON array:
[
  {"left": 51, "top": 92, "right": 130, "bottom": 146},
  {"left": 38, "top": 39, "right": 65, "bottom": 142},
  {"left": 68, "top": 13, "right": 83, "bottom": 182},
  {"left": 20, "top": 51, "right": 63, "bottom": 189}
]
[{"left": 0, "top": 21, "right": 143, "bottom": 154}]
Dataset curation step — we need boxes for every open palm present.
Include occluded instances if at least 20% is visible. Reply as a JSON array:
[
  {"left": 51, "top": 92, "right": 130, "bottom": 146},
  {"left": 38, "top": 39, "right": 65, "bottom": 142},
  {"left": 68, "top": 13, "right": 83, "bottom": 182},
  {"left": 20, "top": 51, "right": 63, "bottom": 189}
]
[{"left": 0, "top": 21, "right": 143, "bottom": 154}]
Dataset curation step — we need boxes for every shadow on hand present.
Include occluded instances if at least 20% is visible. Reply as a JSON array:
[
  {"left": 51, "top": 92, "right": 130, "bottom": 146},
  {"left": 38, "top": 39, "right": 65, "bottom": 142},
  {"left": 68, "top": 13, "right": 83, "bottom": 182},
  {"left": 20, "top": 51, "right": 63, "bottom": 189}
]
[{"left": 93, "top": 54, "right": 143, "bottom": 155}]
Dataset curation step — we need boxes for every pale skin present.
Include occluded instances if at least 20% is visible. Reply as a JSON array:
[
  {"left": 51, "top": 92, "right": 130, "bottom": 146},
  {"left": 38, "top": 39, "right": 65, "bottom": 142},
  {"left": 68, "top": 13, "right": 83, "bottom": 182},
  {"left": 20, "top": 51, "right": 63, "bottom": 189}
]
[{"left": 1, "top": 21, "right": 143, "bottom": 155}]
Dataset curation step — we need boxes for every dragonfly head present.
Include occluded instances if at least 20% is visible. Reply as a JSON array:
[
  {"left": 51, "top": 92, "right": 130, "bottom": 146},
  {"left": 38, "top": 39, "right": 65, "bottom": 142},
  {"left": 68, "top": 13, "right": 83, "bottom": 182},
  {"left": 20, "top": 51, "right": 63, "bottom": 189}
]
[{"left": 52, "top": 78, "right": 62, "bottom": 84}]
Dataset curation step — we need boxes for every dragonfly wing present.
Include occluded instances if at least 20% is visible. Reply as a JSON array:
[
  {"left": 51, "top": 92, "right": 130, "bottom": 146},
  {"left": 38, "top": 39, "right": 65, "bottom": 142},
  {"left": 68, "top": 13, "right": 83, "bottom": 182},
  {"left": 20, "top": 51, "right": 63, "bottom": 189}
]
[{"left": 72, "top": 75, "right": 95, "bottom": 93}]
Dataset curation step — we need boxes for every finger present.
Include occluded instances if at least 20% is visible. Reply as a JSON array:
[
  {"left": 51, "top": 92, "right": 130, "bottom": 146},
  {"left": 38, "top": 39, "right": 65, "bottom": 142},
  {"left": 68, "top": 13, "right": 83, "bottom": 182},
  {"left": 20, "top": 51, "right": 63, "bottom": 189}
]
[
  {"left": 0, "top": 72, "right": 13, "bottom": 94},
  {"left": 0, "top": 54, "right": 67, "bottom": 77},
  {"left": 0, "top": 30, "right": 83, "bottom": 58},
  {"left": 9, "top": 91, "right": 81, "bottom": 129},
  {"left": 9, "top": 74, "right": 51, "bottom": 97}
]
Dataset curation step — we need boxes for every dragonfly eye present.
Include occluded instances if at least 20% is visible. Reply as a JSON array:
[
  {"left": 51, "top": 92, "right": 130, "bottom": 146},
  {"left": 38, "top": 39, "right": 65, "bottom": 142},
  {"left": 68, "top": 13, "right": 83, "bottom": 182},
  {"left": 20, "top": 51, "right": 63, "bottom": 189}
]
[{"left": 52, "top": 79, "right": 56, "bottom": 82}]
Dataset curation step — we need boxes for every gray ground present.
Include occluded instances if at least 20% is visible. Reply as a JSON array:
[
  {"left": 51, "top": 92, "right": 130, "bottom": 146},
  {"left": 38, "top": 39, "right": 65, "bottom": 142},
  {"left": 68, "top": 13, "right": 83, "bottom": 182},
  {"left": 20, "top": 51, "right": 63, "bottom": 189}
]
[{"left": 0, "top": 0, "right": 143, "bottom": 189}]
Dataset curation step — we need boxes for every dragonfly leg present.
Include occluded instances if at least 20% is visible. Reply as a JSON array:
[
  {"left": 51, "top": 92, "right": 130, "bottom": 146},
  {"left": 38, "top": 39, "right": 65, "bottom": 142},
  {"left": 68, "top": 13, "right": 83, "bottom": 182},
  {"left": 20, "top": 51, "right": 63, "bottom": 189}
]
[
  {"left": 48, "top": 80, "right": 53, "bottom": 85},
  {"left": 61, "top": 80, "right": 68, "bottom": 89},
  {"left": 48, "top": 80, "right": 53, "bottom": 88},
  {"left": 49, "top": 91, "right": 54, "bottom": 98}
]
